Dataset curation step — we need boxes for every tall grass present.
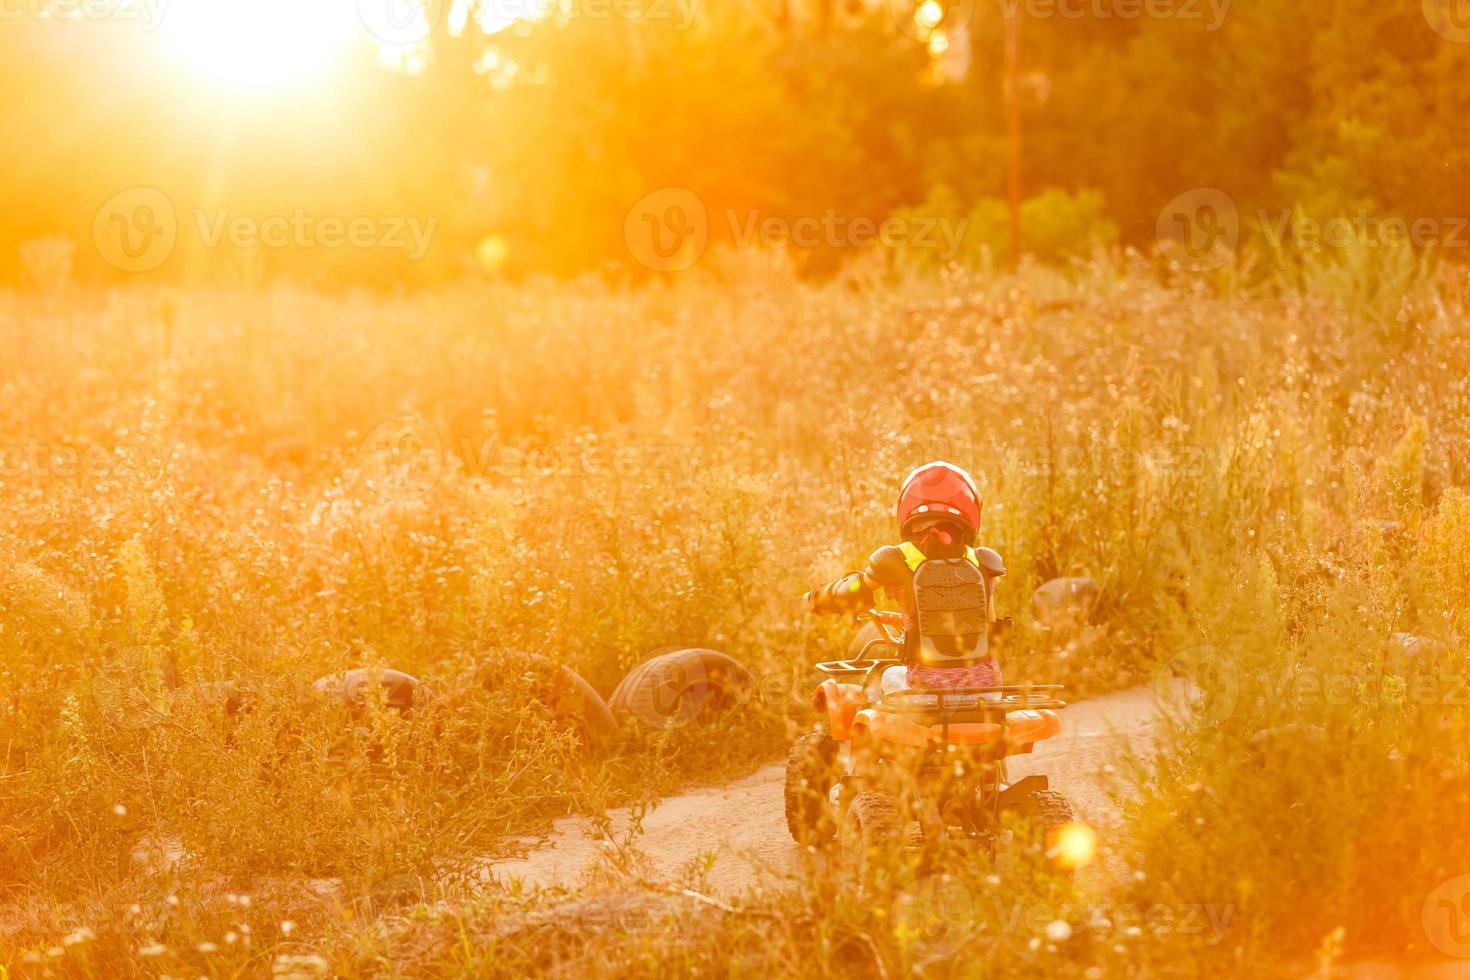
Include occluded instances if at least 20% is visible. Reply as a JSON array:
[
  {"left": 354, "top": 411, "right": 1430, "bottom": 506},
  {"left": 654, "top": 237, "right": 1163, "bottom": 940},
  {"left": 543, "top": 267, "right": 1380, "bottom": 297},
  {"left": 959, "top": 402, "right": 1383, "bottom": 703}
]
[{"left": 2, "top": 254, "right": 1468, "bottom": 974}]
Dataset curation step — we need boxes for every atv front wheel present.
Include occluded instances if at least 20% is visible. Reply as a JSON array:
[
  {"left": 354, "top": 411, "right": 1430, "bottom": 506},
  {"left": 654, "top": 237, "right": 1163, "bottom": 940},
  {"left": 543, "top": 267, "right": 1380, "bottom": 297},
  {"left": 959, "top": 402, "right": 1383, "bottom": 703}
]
[
  {"left": 784, "top": 732, "right": 838, "bottom": 846},
  {"left": 842, "top": 790, "right": 902, "bottom": 892}
]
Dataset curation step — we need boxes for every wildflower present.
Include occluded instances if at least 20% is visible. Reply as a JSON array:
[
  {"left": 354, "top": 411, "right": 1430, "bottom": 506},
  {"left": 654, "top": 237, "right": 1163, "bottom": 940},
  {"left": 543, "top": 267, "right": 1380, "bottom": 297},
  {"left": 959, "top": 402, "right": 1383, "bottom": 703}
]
[
  {"left": 63, "top": 927, "right": 96, "bottom": 946},
  {"left": 224, "top": 931, "right": 239, "bottom": 944},
  {"left": 197, "top": 942, "right": 219, "bottom": 953},
  {"left": 138, "top": 943, "right": 168, "bottom": 956},
  {"left": 46, "top": 946, "right": 64, "bottom": 958},
  {"left": 280, "top": 920, "right": 296, "bottom": 936},
  {"left": 272, "top": 953, "right": 330, "bottom": 976},
  {"left": 1046, "top": 920, "right": 1073, "bottom": 942},
  {"left": 166, "top": 894, "right": 180, "bottom": 907},
  {"left": 112, "top": 804, "right": 128, "bottom": 817}
]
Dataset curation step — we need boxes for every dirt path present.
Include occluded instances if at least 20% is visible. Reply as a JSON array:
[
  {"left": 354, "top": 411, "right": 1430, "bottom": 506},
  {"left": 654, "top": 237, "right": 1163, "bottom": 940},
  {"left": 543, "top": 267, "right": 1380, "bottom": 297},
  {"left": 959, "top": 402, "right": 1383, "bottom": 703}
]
[{"left": 486, "top": 684, "right": 1170, "bottom": 897}]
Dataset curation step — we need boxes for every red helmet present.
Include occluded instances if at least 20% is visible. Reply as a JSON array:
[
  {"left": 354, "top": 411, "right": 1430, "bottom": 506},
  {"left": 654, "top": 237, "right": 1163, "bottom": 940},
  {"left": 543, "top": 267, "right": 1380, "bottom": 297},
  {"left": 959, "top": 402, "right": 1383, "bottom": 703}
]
[{"left": 897, "top": 461, "right": 982, "bottom": 546}]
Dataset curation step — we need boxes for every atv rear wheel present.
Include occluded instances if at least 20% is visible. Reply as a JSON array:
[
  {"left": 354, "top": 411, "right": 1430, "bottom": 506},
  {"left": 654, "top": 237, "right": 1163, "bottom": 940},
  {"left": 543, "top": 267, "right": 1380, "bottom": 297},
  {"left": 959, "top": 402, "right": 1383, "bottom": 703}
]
[
  {"left": 784, "top": 732, "right": 839, "bottom": 846},
  {"left": 842, "top": 790, "right": 903, "bottom": 892},
  {"left": 1007, "top": 787, "right": 1078, "bottom": 877},
  {"left": 1011, "top": 787, "right": 1074, "bottom": 831}
]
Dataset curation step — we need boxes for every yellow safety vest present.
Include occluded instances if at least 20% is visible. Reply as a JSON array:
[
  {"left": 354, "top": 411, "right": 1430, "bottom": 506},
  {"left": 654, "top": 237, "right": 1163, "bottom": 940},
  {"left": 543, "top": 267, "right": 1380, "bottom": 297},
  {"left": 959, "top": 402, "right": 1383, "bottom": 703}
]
[{"left": 897, "top": 540, "right": 978, "bottom": 570}]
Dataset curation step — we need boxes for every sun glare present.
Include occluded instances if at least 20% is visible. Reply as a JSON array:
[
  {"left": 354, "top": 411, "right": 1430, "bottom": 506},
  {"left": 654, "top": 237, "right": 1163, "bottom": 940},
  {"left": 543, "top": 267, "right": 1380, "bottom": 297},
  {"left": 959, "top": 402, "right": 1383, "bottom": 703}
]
[
  {"left": 159, "top": 0, "right": 362, "bottom": 92},
  {"left": 1050, "top": 821, "right": 1100, "bottom": 870}
]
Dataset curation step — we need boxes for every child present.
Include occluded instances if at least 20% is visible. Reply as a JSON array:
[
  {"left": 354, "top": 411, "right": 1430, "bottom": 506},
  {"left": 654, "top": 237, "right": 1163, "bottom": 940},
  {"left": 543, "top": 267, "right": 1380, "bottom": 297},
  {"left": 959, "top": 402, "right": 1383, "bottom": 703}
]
[{"left": 807, "top": 461, "right": 1006, "bottom": 692}]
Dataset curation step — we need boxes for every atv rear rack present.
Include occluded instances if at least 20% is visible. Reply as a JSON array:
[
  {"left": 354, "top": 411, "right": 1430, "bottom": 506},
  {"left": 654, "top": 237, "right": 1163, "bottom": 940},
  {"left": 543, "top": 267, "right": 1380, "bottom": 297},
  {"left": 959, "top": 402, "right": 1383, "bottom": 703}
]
[
  {"left": 879, "top": 686, "right": 1068, "bottom": 713},
  {"left": 879, "top": 686, "right": 1067, "bottom": 747},
  {"left": 815, "top": 658, "right": 1068, "bottom": 710}
]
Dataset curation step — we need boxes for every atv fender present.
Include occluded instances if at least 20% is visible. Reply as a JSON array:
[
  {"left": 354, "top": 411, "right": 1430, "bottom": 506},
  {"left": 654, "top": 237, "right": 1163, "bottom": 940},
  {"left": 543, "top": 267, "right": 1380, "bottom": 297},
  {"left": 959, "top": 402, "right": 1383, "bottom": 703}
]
[
  {"left": 813, "top": 678, "right": 865, "bottom": 741},
  {"left": 997, "top": 775, "right": 1050, "bottom": 809},
  {"left": 1006, "top": 708, "right": 1062, "bottom": 749}
]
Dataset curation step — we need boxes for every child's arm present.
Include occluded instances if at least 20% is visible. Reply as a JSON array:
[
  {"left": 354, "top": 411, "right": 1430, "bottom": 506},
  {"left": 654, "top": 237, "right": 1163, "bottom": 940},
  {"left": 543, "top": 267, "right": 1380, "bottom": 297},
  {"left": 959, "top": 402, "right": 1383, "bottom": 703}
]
[
  {"left": 805, "top": 570, "right": 875, "bottom": 614},
  {"left": 806, "top": 545, "right": 908, "bottom": 614}
]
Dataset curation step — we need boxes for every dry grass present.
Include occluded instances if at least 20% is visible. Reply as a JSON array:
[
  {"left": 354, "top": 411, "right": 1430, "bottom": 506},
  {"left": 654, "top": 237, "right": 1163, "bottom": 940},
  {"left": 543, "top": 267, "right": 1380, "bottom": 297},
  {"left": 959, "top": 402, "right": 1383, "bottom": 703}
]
[{"left": 2, "top": 251, "right": 1468, "bottom": 975}]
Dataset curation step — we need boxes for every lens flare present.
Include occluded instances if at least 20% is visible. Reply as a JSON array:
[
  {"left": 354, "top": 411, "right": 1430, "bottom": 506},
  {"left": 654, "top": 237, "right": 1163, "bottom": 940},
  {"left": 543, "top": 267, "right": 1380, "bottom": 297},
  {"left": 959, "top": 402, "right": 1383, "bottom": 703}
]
[
  {"left": 915, "top": 0, "right": 944, "bottom": 29},
  {"left": 1049, "top": 821, "right": 1099, "bottom": 870}
]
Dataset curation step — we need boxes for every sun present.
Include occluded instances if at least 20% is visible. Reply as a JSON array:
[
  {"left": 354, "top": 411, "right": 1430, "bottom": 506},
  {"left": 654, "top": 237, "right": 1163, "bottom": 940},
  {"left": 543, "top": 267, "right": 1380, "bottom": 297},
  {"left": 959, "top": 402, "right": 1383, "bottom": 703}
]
[{"left": 158, "top": 0, "right": 363, "bottom": 93}]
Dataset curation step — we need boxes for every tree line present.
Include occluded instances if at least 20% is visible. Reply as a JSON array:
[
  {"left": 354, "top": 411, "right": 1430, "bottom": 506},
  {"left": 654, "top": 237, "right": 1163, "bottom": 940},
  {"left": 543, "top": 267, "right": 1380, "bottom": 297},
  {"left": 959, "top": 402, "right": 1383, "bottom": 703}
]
[{"left": 3, "top": 0, "right": 1467, "bottom": 283}]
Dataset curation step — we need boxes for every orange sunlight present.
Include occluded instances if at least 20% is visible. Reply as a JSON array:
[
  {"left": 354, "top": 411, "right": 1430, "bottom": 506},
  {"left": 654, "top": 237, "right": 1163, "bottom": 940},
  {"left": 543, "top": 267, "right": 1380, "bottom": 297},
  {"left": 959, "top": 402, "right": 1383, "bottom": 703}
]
[{"left": 158, "top": 0, "right": 363, "bottom": 92}]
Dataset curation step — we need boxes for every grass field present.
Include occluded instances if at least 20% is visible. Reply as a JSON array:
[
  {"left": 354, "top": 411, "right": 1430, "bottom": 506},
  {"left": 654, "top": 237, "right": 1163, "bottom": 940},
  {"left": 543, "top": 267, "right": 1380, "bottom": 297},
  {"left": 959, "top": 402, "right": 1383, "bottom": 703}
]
[{"left": 2, "top": 252, "right": 1468, "bottom": 976}]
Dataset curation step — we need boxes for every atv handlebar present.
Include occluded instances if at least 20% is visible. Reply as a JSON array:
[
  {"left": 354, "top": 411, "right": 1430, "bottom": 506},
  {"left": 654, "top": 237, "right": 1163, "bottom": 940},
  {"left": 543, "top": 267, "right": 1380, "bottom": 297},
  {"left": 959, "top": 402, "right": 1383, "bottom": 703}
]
[
  {"left": 864, "top": 608, "right": 906, "bottom": 647},
  {"left": 814, "top": 655, "right": 903, "bottom": 679}
]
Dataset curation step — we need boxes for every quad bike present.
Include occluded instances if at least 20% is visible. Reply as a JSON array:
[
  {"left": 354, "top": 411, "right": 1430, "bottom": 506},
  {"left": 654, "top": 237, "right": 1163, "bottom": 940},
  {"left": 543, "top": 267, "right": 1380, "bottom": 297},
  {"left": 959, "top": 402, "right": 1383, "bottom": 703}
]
[{"left": 785, "top": 608, "right": 1075, "bottom": 881}]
